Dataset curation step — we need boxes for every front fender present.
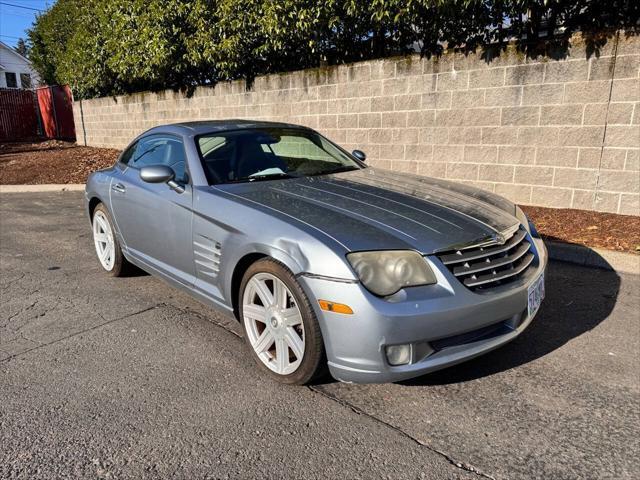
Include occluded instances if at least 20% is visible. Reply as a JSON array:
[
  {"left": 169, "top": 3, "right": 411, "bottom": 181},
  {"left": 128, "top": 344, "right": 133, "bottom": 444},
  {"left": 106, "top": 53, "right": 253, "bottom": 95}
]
[
  {"left": 194, "top": 187, "right": 358, "bottom": 308},
  {"left": 221, "top": 240, "right": 306, "bottom": 306},
  {"left": 245, "top": 240, "right": 306, "bottom": 274}
]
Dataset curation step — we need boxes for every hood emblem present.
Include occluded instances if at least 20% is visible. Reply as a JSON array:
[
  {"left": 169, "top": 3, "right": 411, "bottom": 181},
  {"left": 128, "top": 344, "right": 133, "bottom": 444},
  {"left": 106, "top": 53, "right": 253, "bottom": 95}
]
[
  {"left": 435, "top": 224, "right": 520, "bottom": 254},
  {"left": 492, "top": 233, "right": 506, "bottom": 245}
]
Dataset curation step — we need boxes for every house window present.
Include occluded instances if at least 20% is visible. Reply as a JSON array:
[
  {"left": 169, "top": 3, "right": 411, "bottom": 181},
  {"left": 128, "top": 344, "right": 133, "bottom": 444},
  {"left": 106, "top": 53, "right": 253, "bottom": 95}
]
[
  {"left": 5, "top": 72, "right": 17, "bottom": 88},
  {"left": 20, "top": 73, "right": 32, "bottom": 89}
]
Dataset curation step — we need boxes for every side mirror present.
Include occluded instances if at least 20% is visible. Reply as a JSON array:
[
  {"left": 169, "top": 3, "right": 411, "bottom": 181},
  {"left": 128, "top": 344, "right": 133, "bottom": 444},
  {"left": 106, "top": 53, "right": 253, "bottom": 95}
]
[
  {"left": 352, "top": 149, "right": 367, "bottom": 162},
  {"left": 139, "top": 165, "right": 184, "bottom": 193}
]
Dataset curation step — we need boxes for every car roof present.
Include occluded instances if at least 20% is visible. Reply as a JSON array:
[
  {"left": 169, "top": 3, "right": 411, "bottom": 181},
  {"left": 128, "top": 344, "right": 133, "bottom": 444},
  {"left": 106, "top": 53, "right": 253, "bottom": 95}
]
[{"left": 145, "top": 119, "right": 311, "bottom": 137}]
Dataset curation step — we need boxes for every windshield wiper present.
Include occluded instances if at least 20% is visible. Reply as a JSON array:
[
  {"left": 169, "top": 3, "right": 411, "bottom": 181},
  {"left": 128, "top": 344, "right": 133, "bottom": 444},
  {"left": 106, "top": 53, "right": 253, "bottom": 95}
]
[{"left": 233, "top": 172, "right": 295, "bottom": 183}]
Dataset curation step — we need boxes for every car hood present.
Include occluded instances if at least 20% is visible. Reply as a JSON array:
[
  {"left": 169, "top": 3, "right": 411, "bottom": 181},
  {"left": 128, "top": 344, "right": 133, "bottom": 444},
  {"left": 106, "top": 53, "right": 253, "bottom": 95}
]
[{"left": 218, "top": 168, "right": 520, "bottom": 254}]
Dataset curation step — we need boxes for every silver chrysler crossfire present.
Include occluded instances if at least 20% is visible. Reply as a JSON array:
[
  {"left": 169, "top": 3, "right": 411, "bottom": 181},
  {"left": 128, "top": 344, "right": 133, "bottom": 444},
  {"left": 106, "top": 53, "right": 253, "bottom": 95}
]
[{"left": 85, "top": 120, "right": 547, "bottom": 384}]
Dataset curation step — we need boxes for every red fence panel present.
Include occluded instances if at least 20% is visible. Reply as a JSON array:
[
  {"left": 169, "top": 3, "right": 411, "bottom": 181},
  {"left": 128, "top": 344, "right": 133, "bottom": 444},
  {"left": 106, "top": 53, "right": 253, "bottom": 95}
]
[
  {"left": 52, "top": 85, "right": 75, "bottom": 140},
  {"left": 0, "top": 85, "right": 76, "bottom": 142},
  {"left": 0, "top": 88, "right": 40, "bottom": 141},
  {"left": 36, "top": 86, "right": 76, "bottom": 141},
  {"left": 36, "top": 87, "right": 55, "bottom": 138}
]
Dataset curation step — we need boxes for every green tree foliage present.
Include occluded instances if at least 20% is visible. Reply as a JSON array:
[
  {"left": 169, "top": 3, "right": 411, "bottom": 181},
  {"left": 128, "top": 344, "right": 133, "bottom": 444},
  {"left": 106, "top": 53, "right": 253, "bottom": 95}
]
[
  {"left": 27, "top": 0, "right": 639, "bottom": 98},
  {"left": 14, "top": 38, "right": 30, "bottom": 58}
]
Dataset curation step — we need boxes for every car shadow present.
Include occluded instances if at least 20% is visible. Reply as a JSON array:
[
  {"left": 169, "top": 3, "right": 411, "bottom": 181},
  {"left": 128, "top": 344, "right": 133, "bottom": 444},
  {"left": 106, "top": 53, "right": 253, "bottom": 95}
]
[
  {"left": 121, "top": 263, "right": 150, "bottom": 277},
  {"left": 400, "top": 250, "right": 620, "bottom": 386}
]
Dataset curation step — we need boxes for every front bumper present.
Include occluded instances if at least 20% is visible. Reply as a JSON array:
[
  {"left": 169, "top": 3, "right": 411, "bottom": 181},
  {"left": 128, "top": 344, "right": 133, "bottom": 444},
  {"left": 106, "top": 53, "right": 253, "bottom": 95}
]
[{"left": 298, "top": 237, "right": 548, "bottom": 383}]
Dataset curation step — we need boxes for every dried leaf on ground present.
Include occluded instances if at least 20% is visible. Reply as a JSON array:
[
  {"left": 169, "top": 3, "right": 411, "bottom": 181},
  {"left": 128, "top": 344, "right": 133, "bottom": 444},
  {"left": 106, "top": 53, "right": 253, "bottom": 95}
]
[
  {"left": 0, "top": 140, "right": 119, "bottom": 185},
  {"left": 522, "top": 206, "right": 640, "bottom": 254}
]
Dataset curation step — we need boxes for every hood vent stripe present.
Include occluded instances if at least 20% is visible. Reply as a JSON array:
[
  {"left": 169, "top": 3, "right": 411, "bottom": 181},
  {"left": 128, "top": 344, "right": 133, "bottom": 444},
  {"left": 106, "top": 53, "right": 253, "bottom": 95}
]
[
  {"left": 214, "top": 187, "right": 350, "bottom": 251},
  {"left": 346, "top": 174, "right": 498, "bottom": 233},
  {"left": 270, "top": 187, "right": 417, "bottom": 241},
  {"left": 346, "top": 174, "right": 513, "bottom": 234},
  {"left": 318, "top": 179, "right": 463, "bottom": 230},
  {"left": 381, "top": 170, "right": 513, "bottom": 221},
  {"left": 295, "top": 183, "right": 441, "bottom": 234}
]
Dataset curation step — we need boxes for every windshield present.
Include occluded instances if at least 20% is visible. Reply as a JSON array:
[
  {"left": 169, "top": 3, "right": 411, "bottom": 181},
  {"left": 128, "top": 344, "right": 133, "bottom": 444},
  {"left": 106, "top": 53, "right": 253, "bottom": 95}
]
[{"left": 195, "top": 128, "right": 364, "bottom": 185}]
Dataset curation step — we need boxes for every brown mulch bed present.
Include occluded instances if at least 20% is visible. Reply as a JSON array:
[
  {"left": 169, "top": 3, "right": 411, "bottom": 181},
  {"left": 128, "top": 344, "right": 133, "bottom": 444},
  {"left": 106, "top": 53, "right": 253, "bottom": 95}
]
[
  {"left": 1, "top": 140, "right": 638, "bottom": 253},
  {"left": 521, "top": 206, "right": 640, "bottom": 254},
  {"left": 0, "top": 140, "right": 119, "bottom": 185}
]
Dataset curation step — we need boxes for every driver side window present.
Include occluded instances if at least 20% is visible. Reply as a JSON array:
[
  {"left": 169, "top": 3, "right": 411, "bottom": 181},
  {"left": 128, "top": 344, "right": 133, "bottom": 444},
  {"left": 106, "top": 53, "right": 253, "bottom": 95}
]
[{"left": 125, "top": 134, "right": 188, "bottom": 183}]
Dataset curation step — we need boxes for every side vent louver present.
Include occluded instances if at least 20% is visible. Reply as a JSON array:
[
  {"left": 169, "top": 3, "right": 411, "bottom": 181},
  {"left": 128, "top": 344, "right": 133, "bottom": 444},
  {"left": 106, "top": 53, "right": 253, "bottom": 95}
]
[{"left": 194, "top": 236, "right": 222, "bottom": 279}]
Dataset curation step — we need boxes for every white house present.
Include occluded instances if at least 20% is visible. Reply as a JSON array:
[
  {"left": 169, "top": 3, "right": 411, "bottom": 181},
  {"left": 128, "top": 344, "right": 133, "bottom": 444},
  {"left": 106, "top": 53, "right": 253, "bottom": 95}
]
[{"left": 0, "top": 41, "right": 40, "bottom": 89}]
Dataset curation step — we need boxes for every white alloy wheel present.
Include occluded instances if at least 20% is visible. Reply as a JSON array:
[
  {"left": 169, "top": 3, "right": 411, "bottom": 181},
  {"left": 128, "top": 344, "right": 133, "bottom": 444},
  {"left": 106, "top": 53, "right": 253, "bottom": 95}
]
[
  {"left": 93, "top": 210, "right": 116, "bottom": 271},
  {"left": 242, "top": 272, "right": 305, "bottom": 375}
]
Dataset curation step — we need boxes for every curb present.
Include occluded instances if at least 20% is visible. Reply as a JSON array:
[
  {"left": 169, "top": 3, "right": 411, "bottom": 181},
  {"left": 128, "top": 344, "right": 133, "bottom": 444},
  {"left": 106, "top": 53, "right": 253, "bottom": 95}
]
[
  {"left": 546, "top": 240, "right": 639, "bottom": 275},
  {"left": 0, "top": 184, "right": 85, "bottom": 193}
]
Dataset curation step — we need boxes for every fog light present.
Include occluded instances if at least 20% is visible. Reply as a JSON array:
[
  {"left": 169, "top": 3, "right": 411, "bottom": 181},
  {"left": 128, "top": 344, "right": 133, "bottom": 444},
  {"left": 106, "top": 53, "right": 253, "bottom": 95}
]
[{"left": 385, "top": 344, "right": 412, "bottom": 366}]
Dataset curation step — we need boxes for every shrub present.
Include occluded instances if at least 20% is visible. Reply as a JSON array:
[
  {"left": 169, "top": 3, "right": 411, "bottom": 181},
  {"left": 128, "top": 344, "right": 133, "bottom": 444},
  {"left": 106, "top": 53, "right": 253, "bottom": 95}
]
[{"left": 27, "top": 0, "right": 639, "bottom": 98}]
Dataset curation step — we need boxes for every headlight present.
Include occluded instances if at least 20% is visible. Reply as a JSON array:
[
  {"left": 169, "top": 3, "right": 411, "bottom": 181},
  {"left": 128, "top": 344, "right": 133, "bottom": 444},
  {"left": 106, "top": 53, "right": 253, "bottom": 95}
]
[
  {"left": 515, "top": 206, "right": 540, "bottom": 238},
  {"left": 347, "top": 250, "right": 437, "bottom": 297}
]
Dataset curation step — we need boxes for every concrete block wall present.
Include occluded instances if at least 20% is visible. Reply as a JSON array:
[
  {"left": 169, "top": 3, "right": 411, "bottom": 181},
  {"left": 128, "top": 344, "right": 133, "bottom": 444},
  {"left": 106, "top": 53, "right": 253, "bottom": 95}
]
[{"left": 73, "top": 33, "right": 640, "bottom": 215}]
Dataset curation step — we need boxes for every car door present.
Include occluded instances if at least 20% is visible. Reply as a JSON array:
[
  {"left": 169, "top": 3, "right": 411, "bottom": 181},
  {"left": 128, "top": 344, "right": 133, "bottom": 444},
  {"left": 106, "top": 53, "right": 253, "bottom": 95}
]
[{"left": 110, "top": 133, "right": 196, "bottom": 286}]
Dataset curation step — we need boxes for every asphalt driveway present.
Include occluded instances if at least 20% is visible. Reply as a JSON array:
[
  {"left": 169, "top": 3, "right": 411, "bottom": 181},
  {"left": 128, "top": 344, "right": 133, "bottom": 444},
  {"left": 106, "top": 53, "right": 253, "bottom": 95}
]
[{"left": 1, "top": 192, "right": 638, "bottom": 479}]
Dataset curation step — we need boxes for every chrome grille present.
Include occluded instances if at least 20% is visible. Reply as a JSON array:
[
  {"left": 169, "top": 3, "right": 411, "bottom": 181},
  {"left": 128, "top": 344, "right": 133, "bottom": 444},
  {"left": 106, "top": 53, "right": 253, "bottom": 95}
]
[{"left": 437, "top": 227, "right": 535, "bottom": 291}]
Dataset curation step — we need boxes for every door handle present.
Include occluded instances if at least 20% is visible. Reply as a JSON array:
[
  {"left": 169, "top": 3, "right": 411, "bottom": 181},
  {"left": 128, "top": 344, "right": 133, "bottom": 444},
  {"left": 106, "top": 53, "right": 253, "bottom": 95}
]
[{"left": 111, "top": 183, "right": 126, "bottom": 193}]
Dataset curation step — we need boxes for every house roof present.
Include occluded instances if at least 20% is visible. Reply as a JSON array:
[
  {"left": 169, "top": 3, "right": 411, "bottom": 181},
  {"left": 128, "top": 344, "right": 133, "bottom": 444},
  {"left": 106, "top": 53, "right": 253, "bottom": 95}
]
[{"left": 0, "top": 40, "right": 34, "bottom": 66}]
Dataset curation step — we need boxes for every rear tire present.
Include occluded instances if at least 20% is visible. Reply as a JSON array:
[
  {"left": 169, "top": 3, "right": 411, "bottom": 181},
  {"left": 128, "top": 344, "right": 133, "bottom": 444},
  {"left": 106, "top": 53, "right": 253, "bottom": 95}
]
[
  {"left": 239, "top": 258, "right": 324, "bottom": 385},
  {"left": 92, "top": 203, "right": 129, "bottom": 277}
]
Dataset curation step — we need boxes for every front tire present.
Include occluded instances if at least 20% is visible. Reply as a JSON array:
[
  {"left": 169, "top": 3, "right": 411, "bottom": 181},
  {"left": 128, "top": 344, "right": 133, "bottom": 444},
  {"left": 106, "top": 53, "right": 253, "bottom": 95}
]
[
  {"left": 92, "top": 203, "right": 129, "bottom": 277},
  {"left": 239, "top": 258, "right": 324, "bottom": 385}
]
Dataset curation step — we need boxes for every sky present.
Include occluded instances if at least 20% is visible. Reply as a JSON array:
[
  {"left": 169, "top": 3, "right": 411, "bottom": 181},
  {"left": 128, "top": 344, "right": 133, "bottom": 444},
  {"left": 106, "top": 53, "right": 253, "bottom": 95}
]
[{"left": 0, "top": 0, "right": 52, "bottom": 48}]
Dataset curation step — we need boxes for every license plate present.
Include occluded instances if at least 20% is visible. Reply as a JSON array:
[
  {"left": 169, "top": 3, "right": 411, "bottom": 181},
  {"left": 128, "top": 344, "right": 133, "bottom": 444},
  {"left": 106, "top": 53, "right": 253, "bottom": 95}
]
[{"left": 528, "top": 272, "right": 545, "bottom": 317}]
